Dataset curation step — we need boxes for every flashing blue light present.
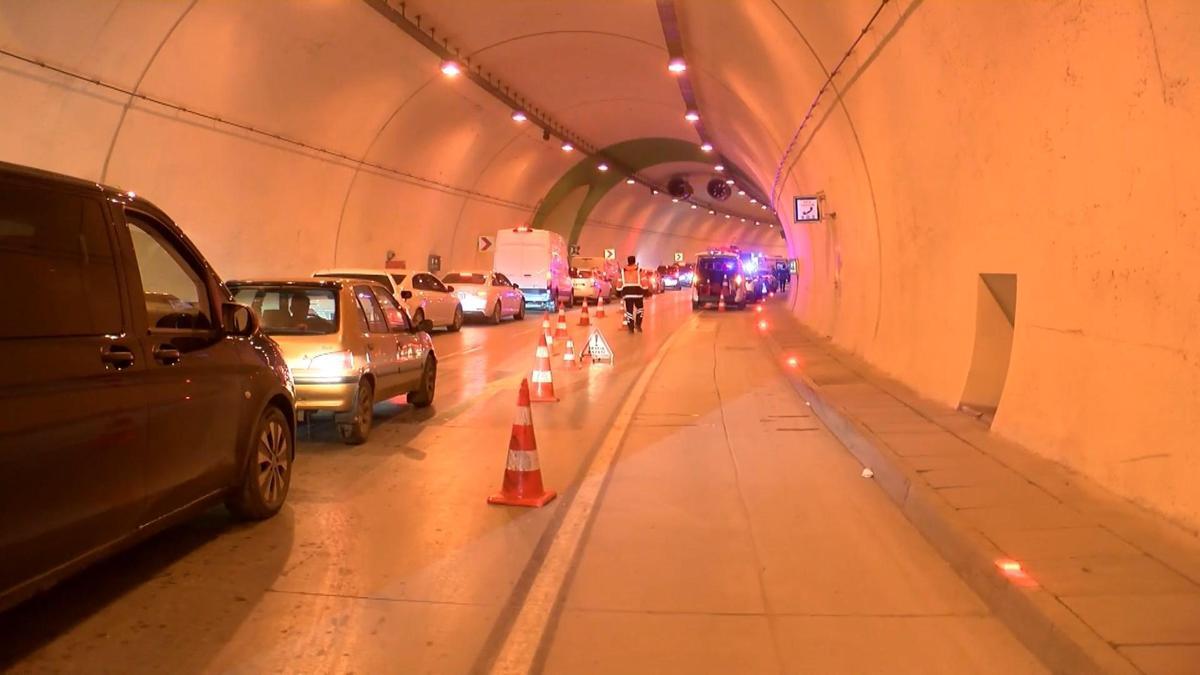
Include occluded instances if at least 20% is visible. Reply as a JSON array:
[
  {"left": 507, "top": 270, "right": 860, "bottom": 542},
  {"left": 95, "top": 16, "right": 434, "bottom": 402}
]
[{"left": 744, "top": 259, "right": 759, "bottom": 273}]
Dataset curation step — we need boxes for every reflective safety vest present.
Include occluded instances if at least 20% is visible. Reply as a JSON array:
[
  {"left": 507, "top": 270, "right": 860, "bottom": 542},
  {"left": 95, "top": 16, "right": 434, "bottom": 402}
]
[{"left": 620, "top": 265, "right": 643, "bottom": 292}]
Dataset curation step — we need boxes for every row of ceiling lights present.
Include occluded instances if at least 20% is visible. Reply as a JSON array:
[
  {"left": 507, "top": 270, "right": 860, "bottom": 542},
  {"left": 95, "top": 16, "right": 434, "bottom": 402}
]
[{"left": 439, "top": 54, "right": 773, "bottom": 225}]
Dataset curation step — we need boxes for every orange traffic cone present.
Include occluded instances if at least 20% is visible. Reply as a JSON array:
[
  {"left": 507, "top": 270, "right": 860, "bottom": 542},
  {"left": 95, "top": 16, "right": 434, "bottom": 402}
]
[
  {"left": 554, "top": 307, "right": 569, "bottom": 340},
  {"left": 718, "top": 292, "right": 726, "bottom": 312},
  {"left": 595, "top": 296, "right": 607, "bottom": 318},
  {"left": 562, "top": 336, "right": 580, "bottom": 370},
  {"left": 578, "top": 302, "right": 591, "bottom": 327},
  {"left": 530, "top": 333, "right": 559, "bottom": 402},
  {"left": 488, "top": 379, "right": 557, "bottom": 508},
  {"left": 542, "top": 313, "right": 555, "bottom": 351}
]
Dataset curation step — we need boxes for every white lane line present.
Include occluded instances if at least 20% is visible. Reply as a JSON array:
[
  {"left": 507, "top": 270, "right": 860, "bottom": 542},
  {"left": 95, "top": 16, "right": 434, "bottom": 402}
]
[{"left": 488, "top": 315, "right": 695, "bottom": 675}]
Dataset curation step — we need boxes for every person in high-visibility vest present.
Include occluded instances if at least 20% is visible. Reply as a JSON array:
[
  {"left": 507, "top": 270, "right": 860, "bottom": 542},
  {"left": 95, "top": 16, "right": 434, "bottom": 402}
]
[{"left": 618, "top": 255, "right": 646, "bottom": 333}]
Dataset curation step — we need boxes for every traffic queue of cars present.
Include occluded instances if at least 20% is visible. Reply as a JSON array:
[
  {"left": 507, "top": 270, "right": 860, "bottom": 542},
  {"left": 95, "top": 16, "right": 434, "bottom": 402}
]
[{"left": 0, "top": 162, "right": 591, "bottom": 614}]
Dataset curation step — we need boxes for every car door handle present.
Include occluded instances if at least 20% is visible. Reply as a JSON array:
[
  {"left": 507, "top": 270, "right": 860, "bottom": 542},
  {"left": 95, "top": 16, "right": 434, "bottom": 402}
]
[
  {"left": 100, "top": 345, "right": 135, "bottom": 369},
  {"left": 152, "top": 344, "right": 181, "bottom": 365}
]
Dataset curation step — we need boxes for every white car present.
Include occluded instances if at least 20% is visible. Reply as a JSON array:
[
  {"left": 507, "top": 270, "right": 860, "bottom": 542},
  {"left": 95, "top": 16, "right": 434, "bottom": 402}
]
[
  {"left": 314, "top": 268, "right": 463, "bottom": 332},
  {"left": 570, "top": 268, "right": 612, "bottom": 303},
  {"left": 441, "top": 271, "right": 526, "bottom": 324}
]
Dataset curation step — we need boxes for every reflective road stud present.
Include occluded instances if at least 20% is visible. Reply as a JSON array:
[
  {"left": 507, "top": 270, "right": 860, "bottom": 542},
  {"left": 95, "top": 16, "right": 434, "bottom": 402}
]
[
  {"left": 488, "top": 379, "right": 556, "bottom": 507},
  {"left": 529, "top": 333, "right": 559, "bottom": 402}
]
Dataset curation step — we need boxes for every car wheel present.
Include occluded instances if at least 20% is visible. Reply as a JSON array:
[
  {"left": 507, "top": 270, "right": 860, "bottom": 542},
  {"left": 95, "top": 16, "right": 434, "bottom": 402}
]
[
  {"left": 515, "top": 300, "right": 526, "bottom": 320},
  {"left": 337, "top": 379, "right": 374, "bottom": 445},
  {"left": 226, "top": 406, "right": 292, "bottom": 520},
  {"left": 449, "top": 305, "right": 464, "bottom": 332},
  {"left": 408, "top": 357, "right": 437, "bottom": 408},
  {"left": 490, "top": 302, "right": 502, "bottom": 325}
]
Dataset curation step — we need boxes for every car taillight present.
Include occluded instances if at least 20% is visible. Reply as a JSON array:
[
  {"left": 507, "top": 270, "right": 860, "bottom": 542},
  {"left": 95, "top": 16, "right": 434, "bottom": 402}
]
[
  {"left": 734, "top": 274, "right": 743, "bottom": 285},
  {"left": 308, "top": 350, "right": 354, "bottom": 372}
]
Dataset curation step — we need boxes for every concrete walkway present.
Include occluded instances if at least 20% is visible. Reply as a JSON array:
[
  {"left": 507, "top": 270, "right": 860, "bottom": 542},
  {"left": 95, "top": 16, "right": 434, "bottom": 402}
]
[
  {"left": 757, "top": 300, "right": 1200, "bottom": 675},
  {"left": 541, "top": 308, "right": 1046, "bottom": 674}
]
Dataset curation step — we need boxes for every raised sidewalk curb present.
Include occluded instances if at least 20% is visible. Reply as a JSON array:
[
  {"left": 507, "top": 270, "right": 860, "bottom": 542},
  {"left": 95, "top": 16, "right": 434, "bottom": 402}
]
[{"left": 761, "top": 320, "right": 1170, "bottom": 675}]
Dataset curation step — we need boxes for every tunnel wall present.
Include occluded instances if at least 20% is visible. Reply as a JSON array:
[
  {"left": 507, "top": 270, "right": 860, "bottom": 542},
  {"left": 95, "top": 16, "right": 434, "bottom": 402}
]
[
  {"left": 687, "top": 0, "right": 1200, "bottom": 529},
  {"left": 0, "top": 0, "right": 780, "bottom": 284}
]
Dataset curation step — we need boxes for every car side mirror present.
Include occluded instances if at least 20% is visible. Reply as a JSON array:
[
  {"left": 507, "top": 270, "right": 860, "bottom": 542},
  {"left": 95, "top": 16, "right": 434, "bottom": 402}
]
[
  {"left": 445, "top": 285, "right": 455, "bottom": 293},
  {"left": 416, "top": 319, "right": 434, "bottom": 334},
  {"left": 400, "top": 290, "right": 413, "bottom": 300},
  {"left": 221, "top": 302, "right": 257, "bottom": 337}
]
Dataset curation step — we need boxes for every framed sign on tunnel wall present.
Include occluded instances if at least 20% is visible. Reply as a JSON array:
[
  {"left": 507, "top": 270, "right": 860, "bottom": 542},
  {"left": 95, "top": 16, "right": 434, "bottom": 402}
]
[{"left": 794, "top": 196, "right": 820, "bottom": 222}]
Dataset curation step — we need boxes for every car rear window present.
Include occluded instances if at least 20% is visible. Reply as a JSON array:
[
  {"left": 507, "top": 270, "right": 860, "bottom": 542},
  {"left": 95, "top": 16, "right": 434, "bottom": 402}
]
[
  {"left": 698, "top": 257, "right": 737, "bottom": 274},
  {"left": 574, "top": 270, "right": 593, "bottom": 279},
  {"left": 230, "top": 285, "right": 338, "bottom": 335},
  {"left": 442, "top": 273, "right": 486, "bottom": 285}
]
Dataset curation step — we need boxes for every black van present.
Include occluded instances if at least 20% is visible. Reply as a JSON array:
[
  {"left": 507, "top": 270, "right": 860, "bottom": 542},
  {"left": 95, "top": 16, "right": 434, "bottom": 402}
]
[
  {"left": 0, "top": 161, "right": 296, "bottom": 612},
  {"left": 692, "top": 253, "right": 748, "bottom": 310}
]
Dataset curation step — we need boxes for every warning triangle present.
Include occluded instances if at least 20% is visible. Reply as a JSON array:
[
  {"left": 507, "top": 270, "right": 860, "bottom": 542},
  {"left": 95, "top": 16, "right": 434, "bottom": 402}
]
[{"left": 581, "top": 327, "right": 614, "bottom": 365}]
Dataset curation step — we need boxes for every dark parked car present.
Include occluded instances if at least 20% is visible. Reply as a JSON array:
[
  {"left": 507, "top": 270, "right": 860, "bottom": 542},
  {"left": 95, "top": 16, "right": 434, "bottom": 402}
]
[{"left": 0, "top": 161, "right": 296, "bottom": 612}]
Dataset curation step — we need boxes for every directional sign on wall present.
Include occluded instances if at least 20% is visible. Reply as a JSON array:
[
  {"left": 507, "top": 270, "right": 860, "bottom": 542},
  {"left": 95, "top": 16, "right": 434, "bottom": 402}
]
[
  {"left": 603, "top": 248, "right": 616, "bottom": 260},
  {"left": 478, "top": 236, "right": 494, "bottom": 252},
  {"left": 673, "top": 252, "right": 684, "bottom": 263}
]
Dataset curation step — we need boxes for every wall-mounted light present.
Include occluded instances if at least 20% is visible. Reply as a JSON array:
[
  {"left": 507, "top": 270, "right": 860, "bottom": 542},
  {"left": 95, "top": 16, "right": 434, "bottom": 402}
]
[
  {"left": 668, "top": 57, "right": 687, "bottom": 74},
  {"left": 597, "top": 163, "right": 609, "bottom": 172},
  {"left": 714, "top": 164, "right": 725, "bottom": 172},
  {"left": 700, "top": 142, "right": 713, "bottom": 153},
  {"left": 440, "top": 60, "right": 462, "bottom": 77},
  {"left": 561, "top": 142, "right": 574, "bottom": 152},
  {"left": 626, "top": 178, "right": 636, "bottom": 185},
  {"left": 684, "top": 110, "right": 700, "bottom": 123},
  {"left": 511, "top": 110, "right": 527, "bottom": 122}
]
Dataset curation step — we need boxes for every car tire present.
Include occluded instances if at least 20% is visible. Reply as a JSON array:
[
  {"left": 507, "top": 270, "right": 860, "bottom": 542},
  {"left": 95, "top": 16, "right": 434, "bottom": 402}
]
[
  {"left": 226, "top": 406, "right": 292, "bottom": 520},
  {"left": 515, "top": 300, "right": 526, "bottom": 320},
  {"left": 489, "top": 302, "right": 502, "bottom": 325},
  {"left": 448, "top": 305, "right": 464, "bottom": 332},
  {"left": 336, "top": 379, "right": 374, "bottom": 445},
  {"left": 408, "top": 357, "right": 437, "bottom": 408}
]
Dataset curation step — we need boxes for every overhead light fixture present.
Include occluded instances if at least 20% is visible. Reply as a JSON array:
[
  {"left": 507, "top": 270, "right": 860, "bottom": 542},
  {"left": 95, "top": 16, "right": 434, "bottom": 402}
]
[
  {"left": 597, "top": 163, "right": 609, "bottom": 171},
  {"left": 714, "top": 164, "right": 725, "bottom": 172},
  {"left": 561, "top": 142, "right": 574, "bottom": 152},
  {"left": 725, "top": 214, "right": 731, "bottom": 219},
  {"left": 668, "top": 57, "right": 687, "bottom": 74},
  {"left": 626, "top": 178, "right": 636, "bottom": 185},
  {"left": 440, "top": 60, "right": 462, "bottom": 77},
  {"left": 741, "top": 218, "right": 746, "bottom": 222},
  {"left": 672, "top": 198, "right": 679, "bottom": 203},
  {"left": 725, "top": 179, "right": 735, "bottom": 185},
  {"left": 511, "top": 110, "right": 527, "bottom": 122},
  {"left": 708, "top": 210, "right": 715, "bottom": 215},
  {"left": 652, "top": 189, "right": 659, "bottom": 195},
  {"left": 750, "top": 198, "right": 758, "bottom": 204},
  {"left": 690, "top": 204, "right": 698, "bottom": 209},
  {"left": 700, "top": 142, "right": 713, "bottom": 153},
  {"left": 761, "top": 205, "right": 768, "bottom": 210},
  {"left": 737, "top": 190, "right": 746, "bottom": 196},
  {"left": 684, "top": 110, "right": 700, "bottom": 123}
]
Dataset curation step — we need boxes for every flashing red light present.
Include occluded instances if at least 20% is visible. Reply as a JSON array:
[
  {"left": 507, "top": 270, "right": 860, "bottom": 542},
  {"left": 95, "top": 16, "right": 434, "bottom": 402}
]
[
  {"left": 757, "top": 319, "right": 768, "bottom": 331},
  {"left": 755, "top": 305, "right": 763, "bottom": 313},
  {"left": 786, "top": 356, "right": 799, "bottom": 368},
  {"left": 995, "top": 559, "right": 1037, "bottom": 587}
]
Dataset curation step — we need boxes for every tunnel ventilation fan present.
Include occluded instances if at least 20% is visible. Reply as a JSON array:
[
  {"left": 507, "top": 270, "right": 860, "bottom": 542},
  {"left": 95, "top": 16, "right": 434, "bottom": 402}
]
[
  {"left": 707, "top": 178, "right": 731, "bottom": 201},
  {"left": 667, "top": 176, "right": 693, "bottom": 199}
]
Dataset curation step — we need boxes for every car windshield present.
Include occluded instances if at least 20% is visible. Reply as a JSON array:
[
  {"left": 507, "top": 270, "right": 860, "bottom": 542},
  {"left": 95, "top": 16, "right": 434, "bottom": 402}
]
[
  {"left": 230, "top": 285, "right": 338, "bottom": 335},
  {"left": 442, "top": 272, "right": 487, "bottom": 285},
  {"left": 314, "top": 271, "right": 391, "bottom": 287}
]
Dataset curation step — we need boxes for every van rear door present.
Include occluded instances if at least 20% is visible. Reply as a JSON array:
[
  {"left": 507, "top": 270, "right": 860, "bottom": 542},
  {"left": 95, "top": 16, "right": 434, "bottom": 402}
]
[{"left": 0, "top": 179, "right": 147, "bottom": 605}]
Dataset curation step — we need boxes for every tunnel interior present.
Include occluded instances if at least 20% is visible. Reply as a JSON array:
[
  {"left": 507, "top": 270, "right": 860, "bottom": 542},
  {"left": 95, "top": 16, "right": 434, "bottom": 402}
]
[{"left": 1, "top": 0, "right": 1198, "bottom": 601}]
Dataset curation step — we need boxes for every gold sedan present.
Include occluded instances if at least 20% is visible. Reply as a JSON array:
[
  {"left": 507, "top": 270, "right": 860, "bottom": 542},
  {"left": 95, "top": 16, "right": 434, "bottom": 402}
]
[{"left": 228, "top": 279, "right": 437, "bottom": 444}]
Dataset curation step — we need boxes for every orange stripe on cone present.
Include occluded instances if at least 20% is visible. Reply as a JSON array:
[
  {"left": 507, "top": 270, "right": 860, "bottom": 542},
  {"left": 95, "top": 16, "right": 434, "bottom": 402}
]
[
  {"left": 529, "top": 333, "right": 559, "bottom": 402},
  {"left": 488, "top": 379, "right": 556, "bottom": 508}
]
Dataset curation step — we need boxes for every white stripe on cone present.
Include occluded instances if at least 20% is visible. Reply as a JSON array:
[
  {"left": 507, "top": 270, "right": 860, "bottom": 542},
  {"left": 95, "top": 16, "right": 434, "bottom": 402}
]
[
  {"left": 536, "top": 346, "right": 550, "bottom": 358},
  {"left": 513, "top": 406, "right": 532, "bottom": 426},
  {"left": 531, "top": 370, "right": 552, "bottom": 383},
  {"left": 506, "top": 449, "right": 541, "bottom": 472}
]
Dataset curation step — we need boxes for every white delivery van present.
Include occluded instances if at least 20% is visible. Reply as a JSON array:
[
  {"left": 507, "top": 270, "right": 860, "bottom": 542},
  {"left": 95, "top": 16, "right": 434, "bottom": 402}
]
[{"left": 494, "top": 227, "right": 572, "bottom": 310}]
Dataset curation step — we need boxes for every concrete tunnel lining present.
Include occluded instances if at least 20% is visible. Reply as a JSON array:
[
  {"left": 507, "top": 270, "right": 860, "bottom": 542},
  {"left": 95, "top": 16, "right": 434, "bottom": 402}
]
[{"left": 0, "top": 0, "right": 1197, "bottom": 533}]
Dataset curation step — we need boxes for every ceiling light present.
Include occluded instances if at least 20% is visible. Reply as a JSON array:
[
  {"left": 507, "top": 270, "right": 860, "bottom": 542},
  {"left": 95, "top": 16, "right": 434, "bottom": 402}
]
[
  {"left": 684, "top": 110, "right": 700, "bottom": 123},
  {"left": 741, "top": 218, "right": 746, "bottom": 222},
  {"left": 440, "top": 60, "right": 462, "bottom": 77},
  {"left": 708, "top": 210, "right": 715, "bottom": 214},
  {"left": 561, "top": 142, "right": 574, "bottom": 152},
  {"left": 672, "top": 198, "right": 679, "bottom": 203},
  {"left": 725, "top": 179, "right": 735, "bottom": 185},
  {"left": 725, "top": 214, "right": 731, "bottom": 219},
  {"left": 668, "top": 57, "right": 687, "bottom": 74},
  {"left": 597, "top": 163, "right": 609, "bottom": 171},
  {"left": 511, "top": 110, "right": 527, "bottom": 122},
  {"left": 750, "top": 198, "right": 757, "bottom": 204},
  {"left": 652, "top": 189, "right": 659, "bottom": 195},
  {"left": 714, "top": 164, "right": 725, "bottom": 172},
  {"left": 700, "top": 142, "right": 713, "bottom": 153},
  {"left": 761, "top": 205, "right": 768, "bottom": 210},
  {"left": 626, "top": 178, "right": 636, "bottom": 185},
  {"left": 690, "top": 204, "right": 698, "bottom": 209}
]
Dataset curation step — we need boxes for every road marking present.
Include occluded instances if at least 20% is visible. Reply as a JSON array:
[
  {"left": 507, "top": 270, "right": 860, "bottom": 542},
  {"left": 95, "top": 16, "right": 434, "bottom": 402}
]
[{"left": 487, "top": 315, "right": 694, "bottom": 675}]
